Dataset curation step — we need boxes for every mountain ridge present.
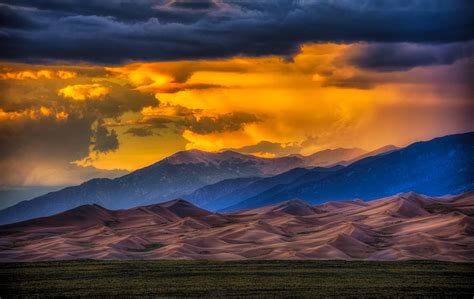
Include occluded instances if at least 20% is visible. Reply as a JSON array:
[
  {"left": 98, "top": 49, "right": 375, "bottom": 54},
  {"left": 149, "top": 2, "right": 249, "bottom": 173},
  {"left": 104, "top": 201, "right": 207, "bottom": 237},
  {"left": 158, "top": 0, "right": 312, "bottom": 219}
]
[
  {"left": 1, "top": 132, "right": 472, "bottom": 225},
  {"left": 225, "top": 132, "right": 474, "bottom": 211},
  {"left": 0, "top": 150, "right": 306, "bottom": 225},
  {"left": 0, "top": 146, "right": 378, "bottom": 225}
]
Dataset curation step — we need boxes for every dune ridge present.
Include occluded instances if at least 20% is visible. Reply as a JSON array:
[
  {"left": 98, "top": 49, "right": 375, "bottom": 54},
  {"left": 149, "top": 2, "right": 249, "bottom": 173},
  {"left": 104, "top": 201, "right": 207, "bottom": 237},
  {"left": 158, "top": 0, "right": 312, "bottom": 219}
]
[{"left": 0, "top": 192, "right": 473, "bottom": 262}]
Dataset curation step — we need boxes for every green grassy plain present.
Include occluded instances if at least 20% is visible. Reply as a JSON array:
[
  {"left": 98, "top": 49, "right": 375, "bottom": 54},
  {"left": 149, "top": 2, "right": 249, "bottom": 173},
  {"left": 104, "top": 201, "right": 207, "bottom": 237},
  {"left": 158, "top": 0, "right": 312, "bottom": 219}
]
[{"left": 1, "top": 260, "right": 473, "bottom": 298}]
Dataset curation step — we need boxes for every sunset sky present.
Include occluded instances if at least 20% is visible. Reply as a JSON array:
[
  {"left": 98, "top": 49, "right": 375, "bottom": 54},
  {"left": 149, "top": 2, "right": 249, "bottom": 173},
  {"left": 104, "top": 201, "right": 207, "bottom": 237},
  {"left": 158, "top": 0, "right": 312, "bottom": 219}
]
[{"left": 0, "top": 0, "right": 473, "bottom": 190}]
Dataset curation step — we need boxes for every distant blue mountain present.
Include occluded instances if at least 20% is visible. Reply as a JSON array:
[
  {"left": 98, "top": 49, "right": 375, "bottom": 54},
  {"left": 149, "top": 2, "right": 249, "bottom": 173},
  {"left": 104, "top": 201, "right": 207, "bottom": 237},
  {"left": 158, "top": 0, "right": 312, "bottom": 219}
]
[
  {"left": 0, "top": 150, "right": 307, "bottom": 225},
  {"left": 184, "top": 176, "right": 262, "bottom": 210},
  {"left": 225, "top": 132, "right": 474, "bottom": 211},
  {"left": 1, "top": 132, "right": 471, "bottom": 225},
  {"left": 184, "top": 147, "right": 401, "bottom": 210},
  {"left": 185, "top": 166, "right": 343, "bottom": 211},
  {"left": 0, "top": 146, "right": 374, "bottom": 225}
]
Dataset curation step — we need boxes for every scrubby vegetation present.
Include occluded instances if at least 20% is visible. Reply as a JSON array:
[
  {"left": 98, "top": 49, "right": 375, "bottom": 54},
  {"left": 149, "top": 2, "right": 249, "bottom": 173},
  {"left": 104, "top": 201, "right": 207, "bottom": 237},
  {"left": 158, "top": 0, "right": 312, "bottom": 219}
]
[{"left": 1, "top": 260, "right": 473, "bottom": 297}]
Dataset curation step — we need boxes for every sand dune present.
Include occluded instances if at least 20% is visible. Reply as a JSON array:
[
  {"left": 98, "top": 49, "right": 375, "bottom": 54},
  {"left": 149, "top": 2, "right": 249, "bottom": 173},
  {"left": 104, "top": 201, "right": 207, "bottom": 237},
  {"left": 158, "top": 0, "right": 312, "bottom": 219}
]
[{"left": 0, "top": 192, "right": 473, "bottom": 262}]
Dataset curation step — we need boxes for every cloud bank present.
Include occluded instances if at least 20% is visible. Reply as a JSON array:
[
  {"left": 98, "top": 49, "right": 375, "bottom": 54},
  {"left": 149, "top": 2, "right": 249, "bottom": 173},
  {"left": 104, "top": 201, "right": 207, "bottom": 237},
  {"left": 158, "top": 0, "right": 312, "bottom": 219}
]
[
  {"left": 0, "top": 1, "right": 472, "bottom": 190},
  {"left": 1, "top": 0, "right": 473, "bottom": 63}
]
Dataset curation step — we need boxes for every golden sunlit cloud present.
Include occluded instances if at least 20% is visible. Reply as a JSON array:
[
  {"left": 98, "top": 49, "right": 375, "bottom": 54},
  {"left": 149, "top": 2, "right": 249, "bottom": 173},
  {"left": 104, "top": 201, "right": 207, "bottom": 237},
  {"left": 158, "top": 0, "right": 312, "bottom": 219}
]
[
  {"left": 1, "top": 43, "right": 472, "bottom": 181},
  {"left": 0, "top": 107, "right": 69, "bottom": 121},
  {"left": 102, "top": 43, "right": 470, "bottom": 162},
  {"left": 58, "top": 83, "right": 111, "bottom": 100},
  {"left": 0, "top": 69, "right": 77, "bottom": 80}
]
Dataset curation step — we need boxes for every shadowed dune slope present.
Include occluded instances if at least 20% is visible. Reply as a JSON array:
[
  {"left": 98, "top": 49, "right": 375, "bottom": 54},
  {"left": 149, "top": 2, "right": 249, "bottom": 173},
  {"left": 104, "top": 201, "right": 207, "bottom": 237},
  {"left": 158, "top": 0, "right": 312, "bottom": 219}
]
[{"left": 0, "top": 192, "right": 473, "bottom": 262}]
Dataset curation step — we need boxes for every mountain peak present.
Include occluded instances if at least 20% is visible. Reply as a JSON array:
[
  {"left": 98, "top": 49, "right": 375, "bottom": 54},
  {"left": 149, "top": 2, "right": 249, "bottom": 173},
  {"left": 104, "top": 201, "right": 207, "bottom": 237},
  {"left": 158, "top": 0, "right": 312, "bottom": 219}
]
[
  {"left": 399, "top": 191, "right": 423, "bottom": 199},
  {"left": 377, "top": 145, "right": 399, "bottom": 151},
  {"left": 158, "top": 198, "right": 212, "bottom": 218},
  {"left": 272, "top": 198, "right": 318, "bottom": 216},
  {"left": 302, "top": 147, "right": 367, "bottom": 166},
  {"left": 2, "top": 203, "right": 115, "bottom": 229},
  {"left": 396, "top": 192, "right": 432, "bottom": 206},
  {"left": 162, "top": 149, "right": 249, "bottom": 165},
  {"left": 64, "top": 203, "right": 111, "bottom": 215},
  {"left": 159, "top": 198, "right": 196, "bottom": 209}
]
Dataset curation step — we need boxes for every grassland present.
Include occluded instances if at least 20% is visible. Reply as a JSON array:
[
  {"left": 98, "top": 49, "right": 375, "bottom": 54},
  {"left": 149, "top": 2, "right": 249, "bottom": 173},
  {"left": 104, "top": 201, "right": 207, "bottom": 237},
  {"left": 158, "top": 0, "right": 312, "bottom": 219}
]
[{"left": 1, "top": 260, "right": 473, "bottom": 298}]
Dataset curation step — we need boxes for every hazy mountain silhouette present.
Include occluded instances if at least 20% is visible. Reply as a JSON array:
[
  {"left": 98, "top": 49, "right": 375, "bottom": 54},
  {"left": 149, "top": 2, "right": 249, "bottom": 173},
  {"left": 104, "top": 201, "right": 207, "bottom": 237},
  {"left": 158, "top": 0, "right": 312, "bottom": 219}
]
[
  {"left": 295, "top": 147, "right": 366, "bottom": 166},
  {"left": 0, "top": 150, "right": 308, "bottom": 224},
  {"left": 185, "top": 166, "right": 343, "bottom": 211},
  {"left": 334, "top": 145, "right": 399, "bottom": 166},
  {"left": 0, "top": 147, "right": 364, "bottom": 225},
  {"left": 0, "top": 133, "right": 471, "bottom": 225}
]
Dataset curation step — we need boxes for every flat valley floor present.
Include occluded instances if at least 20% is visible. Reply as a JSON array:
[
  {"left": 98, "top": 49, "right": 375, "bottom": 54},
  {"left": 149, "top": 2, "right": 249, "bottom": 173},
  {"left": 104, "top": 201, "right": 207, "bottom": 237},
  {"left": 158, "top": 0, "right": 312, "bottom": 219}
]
[{"left": 1, "top": 260, "right": 473, "bottom": 298}]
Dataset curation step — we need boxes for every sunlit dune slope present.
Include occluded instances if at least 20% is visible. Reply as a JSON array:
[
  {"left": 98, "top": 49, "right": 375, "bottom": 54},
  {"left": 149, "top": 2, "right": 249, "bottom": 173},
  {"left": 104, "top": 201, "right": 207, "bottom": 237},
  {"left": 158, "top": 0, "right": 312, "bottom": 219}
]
[{"left": 0, "top": 192, "right": 473, "bottom": 262}]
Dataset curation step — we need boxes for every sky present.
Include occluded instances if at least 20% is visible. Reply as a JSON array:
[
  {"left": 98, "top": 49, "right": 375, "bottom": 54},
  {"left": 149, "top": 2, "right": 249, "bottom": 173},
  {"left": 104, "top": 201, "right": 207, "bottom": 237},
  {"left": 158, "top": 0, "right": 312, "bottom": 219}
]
[{"left": 0, "top": 0, "right": 473, "bottom": 191}]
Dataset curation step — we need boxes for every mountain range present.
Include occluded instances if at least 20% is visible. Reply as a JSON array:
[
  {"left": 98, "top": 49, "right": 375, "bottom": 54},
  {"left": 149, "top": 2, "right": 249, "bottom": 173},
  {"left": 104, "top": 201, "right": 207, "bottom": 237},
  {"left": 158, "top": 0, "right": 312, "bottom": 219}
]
[
  {"left": 1, "top": 191, "right": 472, "bottom": 262},
  {"left": 183, "top": 146, "right": 400, "bottom": 211},
  {"left": 0, "top": 150, "right": 302, "bottom": 224},
  {"left": 0, "top": 146, "right": 371, "bottom": 224},
  {"left": 0, "top": 132, "right": 472, "bottom": 225},
  {"left": 224, "top": 132, "right": 474, "bottom": 211}
]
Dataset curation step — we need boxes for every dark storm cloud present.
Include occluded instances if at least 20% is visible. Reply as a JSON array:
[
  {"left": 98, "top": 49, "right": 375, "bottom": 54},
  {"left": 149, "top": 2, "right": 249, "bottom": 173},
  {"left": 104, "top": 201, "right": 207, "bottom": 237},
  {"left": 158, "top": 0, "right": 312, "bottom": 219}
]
[
  {"left": 183, "top": 112, "right": 259, "bottom": 134},
  {"left": 0, "top": 75, "right": 156, "bottom": 186},
  {"left": 0, "top": 115, "right": 124, "bottom": 186},
  {"left": 141, "top": 117, "right": 175, "bottom": 129},
  {"left": 0, "top": 78, "right": 157, "bottom": 118},
  {"left": 92, "top": 120, "right": 119, "bottom": 153},
  {"left": 224, "top": 140, "right": 301, "bottom": 156},
  {"left": 90, "top": 83, "right": 157, "bottom": 118},
  {"left": 320, "top": 42, "right": 474, "bottom": 89},
  {"left": 170, "top": 0, "right": 217, "bottom": 10},
  {"left": 141, "top": 111, "right": 259, "bottom": 134},
  {"left": 0, "top": 0, "right": 473, "bottom": 63},
  {"left": 124, "top": 127, "right": 154, "bottom": 137},
  {"left": 0, "top": 114, "right": 93, "bottom": 163},
  {"left": 346, "top": 42, "right": 474, "bottom": 72},
  {"left": 0, "top": 5, "right": 38, "bottom": 29}
]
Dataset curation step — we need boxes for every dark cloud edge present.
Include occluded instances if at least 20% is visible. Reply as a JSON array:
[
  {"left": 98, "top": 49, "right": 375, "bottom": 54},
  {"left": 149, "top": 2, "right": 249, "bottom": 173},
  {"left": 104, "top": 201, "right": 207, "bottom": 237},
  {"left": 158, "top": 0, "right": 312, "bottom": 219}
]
[{"left": 0, "top": 1, "right": 473, "bottom": 64}]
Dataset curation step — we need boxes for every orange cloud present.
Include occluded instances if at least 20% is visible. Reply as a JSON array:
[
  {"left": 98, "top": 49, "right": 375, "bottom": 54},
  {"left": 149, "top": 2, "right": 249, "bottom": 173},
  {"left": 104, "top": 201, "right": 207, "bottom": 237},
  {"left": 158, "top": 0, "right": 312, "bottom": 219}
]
[
  {"left": 0, "top": 107, "right": 68, "bottom": 121},
  {"left": 102, "top": 42, "right": 472, "bottom": 160},
  {"left": 58, "top": 83, "right": 111, "bottom": 100},
  {"left": 0, "top": 69, "right": 77, "bottom": 80},
  {"left": 2, "top": 43, "right": 472, "bottom": 175}
]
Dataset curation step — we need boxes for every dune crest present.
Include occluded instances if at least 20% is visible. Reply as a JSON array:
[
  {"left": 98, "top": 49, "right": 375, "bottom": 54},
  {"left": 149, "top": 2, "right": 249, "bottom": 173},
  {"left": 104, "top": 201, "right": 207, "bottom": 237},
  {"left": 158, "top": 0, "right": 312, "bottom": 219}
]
[{"left": 0, "top": 192, "right": 473, "bottom": 262}]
